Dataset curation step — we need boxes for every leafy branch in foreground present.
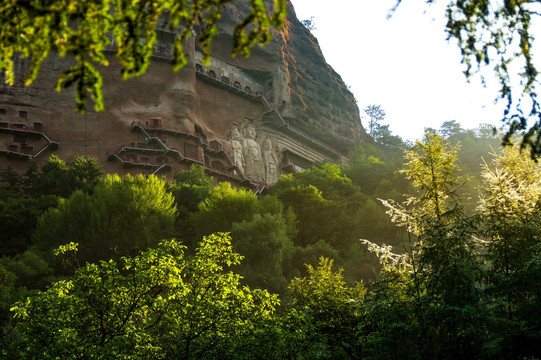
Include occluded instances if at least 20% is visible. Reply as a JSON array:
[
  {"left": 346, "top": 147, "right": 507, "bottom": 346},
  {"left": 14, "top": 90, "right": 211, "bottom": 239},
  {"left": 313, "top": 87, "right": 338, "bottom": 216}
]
[
  {"left": 0, "top": 0, "right": 286, "bottom": 112},
  {"left": 11, "top": 234, "right": 279, "bottom": 359},
  {"left": 393, "top": 0, "right": 541, "bottom": 158}
]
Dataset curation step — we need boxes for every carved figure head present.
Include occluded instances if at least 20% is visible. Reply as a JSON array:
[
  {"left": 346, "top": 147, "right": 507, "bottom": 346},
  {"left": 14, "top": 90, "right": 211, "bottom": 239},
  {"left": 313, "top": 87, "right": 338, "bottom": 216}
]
[
  {"left": 244, "top": 124, "right": 257, "bottom": 139},
  {"left": 228, "top": 126, "right": 242, "bottom": 141},
  {"left": 263, "top": 137, "right": 273, "bottom": 151}
]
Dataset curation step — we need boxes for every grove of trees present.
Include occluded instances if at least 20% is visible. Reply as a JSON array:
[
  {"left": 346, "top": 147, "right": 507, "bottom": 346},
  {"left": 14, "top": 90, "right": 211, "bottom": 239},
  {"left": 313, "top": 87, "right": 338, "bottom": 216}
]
[{"left": 1, "top": 121, "right": 539, "bottom": 358}]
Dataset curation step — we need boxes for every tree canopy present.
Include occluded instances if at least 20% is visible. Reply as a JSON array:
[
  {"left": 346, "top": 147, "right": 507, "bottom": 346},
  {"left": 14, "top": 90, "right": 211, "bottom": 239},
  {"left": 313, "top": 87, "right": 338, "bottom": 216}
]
[
  {"left": 34, "top": 173, "right": 177, "bottom": 264},
  {"left": 12, "top": 234, "right": 280, "bottom": 359},
  {"left": 0, "top": 0, "right": 286, "bottom": 112},
  {"left": 1, "top": 143, "right": 541, "bottom": 358}
]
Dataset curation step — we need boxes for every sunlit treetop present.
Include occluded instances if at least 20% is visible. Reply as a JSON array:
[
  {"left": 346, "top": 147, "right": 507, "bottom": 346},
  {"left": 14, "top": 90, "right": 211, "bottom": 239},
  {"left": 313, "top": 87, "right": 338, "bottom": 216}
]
[
  {"left": 393, "top": 0, "right": 541, "bottom": 158},
  {"left": 0, "top": 0, "right": 286, "bottom": 112}
]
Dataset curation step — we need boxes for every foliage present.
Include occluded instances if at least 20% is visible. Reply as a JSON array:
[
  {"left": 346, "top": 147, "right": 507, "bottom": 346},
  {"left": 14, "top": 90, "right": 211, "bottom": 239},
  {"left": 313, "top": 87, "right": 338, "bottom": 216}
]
[
  {"left": 0, "top": 189, "right": 56, "bottom": 256},
  {"left": 193, "top": 182, "right": 259, "bottom": 237},
  {"left": 360, "top": 247, "right": 418, "bottom": 360},
  {"left": 0, "top": 155, "right": 102, "bottom": 257},
  {"left": 2, "top": 143, "right": 541, "bottom": 359},
  {"left": 0, "top": 0, "right": 285, "bottom": 112},
  {"left": 288, "top": 257, "right": 366, "bottom": 359},
  {"left": 0, "top": 163, "right": 22, "bottom": 194},
  {"left": 355, "top": 139, "right": 541, "bottom": 359},
  {"left": 231, "top": 213, "right": 294, "bottom": 292},
  {"left": 11, "top": 234, "right": 280, "bottom": 359},
  {"left": 68, "top": 156, "right": 104, "bottom": 194},
  {"left": 364, "top": 105, "right": 386, "bottom": 137},
  {"left": 301, "top": 16, "right": 317, "bottom": 31},
  {"left": 477, "top": 146, "right": 541, "bottom": 357},
  {"left": 390, "top": 131, "right": 463, "bottom": 231},
  {"left": 438, "top": 122, "right": 500, "bottom": 172},
  {"left": 0, "top": 265, "right": 27, "bottom": 359},
  {"left": 28, "top": 155, "right": 103, "bottom": 198},
  {"left": 361, "top": 105, "right": 406, "bottom": 151},
  {"left": 344, "top": 143, "right": 407, "bottom": 198},
  {"left": 192, "top": 182, "right": 294, "bottom": 292},
  {"left": 168, "top": 165, "right": 213, "bottom": 247},
  {"left": 0, "top": 249, "right": 54, "bottom": 291},
  {"left": 372, "top": 124, "right": 406, "bottom": 151},
  {"left": 270, "top": 163, "right": 366, "bottom": 247},
  {"left": 270, "top": 163, "right": 396, "bottom": 281},
  {"left": 391, "top": 0, "right": 541, "bottom": 157},
  {"left": 434, "top": 122, "right": 502, "bottom": 214},
  {"left": 29, "top": 155, "right": 71, "bottom": 198},
  {"left": 34, "top": 174, "right": 176, "bottom": 264},
  {"left": 0, "top": 265, "right": 23, "bottom": 326},
  {"left": 367, "top": 130, "right": 488, "bottom": 359}
]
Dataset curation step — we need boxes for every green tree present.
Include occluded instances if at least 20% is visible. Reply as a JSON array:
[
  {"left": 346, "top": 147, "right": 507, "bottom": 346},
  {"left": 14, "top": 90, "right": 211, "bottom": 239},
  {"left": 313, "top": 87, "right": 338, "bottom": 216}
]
[
  {"left": 192, "top": 182, "right": 295, "bottom": 292},
  {"left": 231, "top": 212, "right": 294, "bottom": 292},
  {"left": 301, "top": 16, "right": 317, "bottom": 31},
  {"left": 0, "top": 249, "right": 54, "bottom": 291},
  {"left": 0, "top": 0, "right": 286, "bottom": 112},
  {"left": 371, "top": 124, "right": 406, "bottom": 151},
  {"left": 30, "top": 155, "right": 71, "bottom": 198},
  {"left": 0, "top": 188, "right": 58, "bottom": 257},
  {"left": 168, "top": 165, "right": 213, "bottom": 247},
  {"left": 478, "top": 146, "right": 541, "bottom": 279},
  {"left": 29, "top": 155, "right": 103, "bottom": 198},
  {"left": 344, "top": 143, "right": 408, "bottom": 198},
  {"left": 270, "top": 163, "right": 366, "bottom": 248},
  {"left": 387, "top": 131, "right": 463, "bottom": 229},
  {"left": 288, "top": 257, "right": 366, "bottom": 359},
  {"left": 21, "top": 158, "right": 39, "bottom": 197},
  {"left": 361, "top": 105, "right": 406, "bottom": 151},
  {"left": 68, "top": 155, "right": 103, "bottom": 194},
  {"left": 0, "top": 163, "right": 22, "bottom": 194},
  {"left": 192, "top": 182, "right": 259, "bottom": 237},
  {"left": 0, "top": 265, "right": 27, "bottom": 359},
  {"left": 360, "top": 241, "right": 419, "bottom": 360},
  {"left": 477, "top": 146, "right": 541, "bottom": 357},
  {"left": 373, "top": 131, "right": 486, "bottom": 359},
  {"left": 0, "top": 265, "right": 23, "bottom": 327},
  {"left": 0, "top": 156, "right": 100, "bottom": 257},
  {"left": 11, "top": 234, "right": 280, "bottom": 359},
  {"left": 34, "top": 174, "right": 176, "bottom": 264},
  {"left": 364, "top": 104, "right": 386, "bottom": 137},
  {"left": 438, "top": 120, "right": 463, "bottom": 140},
  {"left": 270, "top": 163, "right": 380, "bottom": 280}
]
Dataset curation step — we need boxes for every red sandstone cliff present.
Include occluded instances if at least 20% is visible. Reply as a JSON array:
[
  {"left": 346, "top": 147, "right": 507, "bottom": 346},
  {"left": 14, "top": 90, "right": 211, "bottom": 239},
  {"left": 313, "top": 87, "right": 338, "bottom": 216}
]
[
  {"left": 210, "top": 0, "right": 367, "bottom": 153},
  {"left": 0, "top": 1, "right": 368, "bottom": 181}
]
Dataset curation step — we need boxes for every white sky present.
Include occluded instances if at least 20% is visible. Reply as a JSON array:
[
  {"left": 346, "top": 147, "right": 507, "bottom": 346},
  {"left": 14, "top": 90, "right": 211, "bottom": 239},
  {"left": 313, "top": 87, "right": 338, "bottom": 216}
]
[{"left": 290, "top": 0, "right": 511, "bottom": 141}]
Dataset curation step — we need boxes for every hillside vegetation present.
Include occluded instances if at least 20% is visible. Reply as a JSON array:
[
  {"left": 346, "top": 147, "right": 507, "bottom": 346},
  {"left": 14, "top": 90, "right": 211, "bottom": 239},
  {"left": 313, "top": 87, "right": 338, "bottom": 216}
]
[{"left": 1, "top": 123, "right": 540, "bottom": 359}]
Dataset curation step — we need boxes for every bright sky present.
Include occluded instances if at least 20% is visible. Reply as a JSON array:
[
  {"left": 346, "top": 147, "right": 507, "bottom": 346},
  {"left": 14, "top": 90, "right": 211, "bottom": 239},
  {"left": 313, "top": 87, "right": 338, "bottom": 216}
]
[{"left": 290, "top": 0, "right": 510, "bottom": 141}]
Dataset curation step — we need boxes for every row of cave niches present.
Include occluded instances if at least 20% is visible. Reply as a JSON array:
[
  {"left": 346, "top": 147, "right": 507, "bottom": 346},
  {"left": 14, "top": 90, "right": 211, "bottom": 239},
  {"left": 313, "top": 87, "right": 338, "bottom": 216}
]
[
  {"left": 196, "top": 63, "right": 258, "bottom": 95},
  {"left": 105, "top": 41, "right": 274, "bottom": 103},
  {"left": 195, "top": 64, "right": 275, "bottom": 103},
  {"left": 0, "top": 108, "right": 59, "bottom": 158}
]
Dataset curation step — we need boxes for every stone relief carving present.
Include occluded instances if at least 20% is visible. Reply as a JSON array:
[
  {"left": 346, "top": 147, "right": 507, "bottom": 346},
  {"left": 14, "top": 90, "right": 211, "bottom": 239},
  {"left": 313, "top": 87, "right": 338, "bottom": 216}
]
[
  {"left": 241, "top": 123, "right": 265, "bottom": 182},
  {"left": 227, "top": 125, "right": 244, "bottom": 173},
  {"left": 262, "top": 137, "right": 278, "bottom": 184},
  {"left": 227, "top": 123, "right": 283, "bottom": 183}
]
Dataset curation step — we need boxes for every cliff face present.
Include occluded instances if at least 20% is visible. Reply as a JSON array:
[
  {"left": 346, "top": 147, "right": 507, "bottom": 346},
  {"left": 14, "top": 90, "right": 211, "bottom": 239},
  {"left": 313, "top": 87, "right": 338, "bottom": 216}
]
[
  {"left": 211, "top": 1, "right": 367, "bottom": 152},
  {"left": 0, "top": 1, "right": 368, "bottom": 185}
]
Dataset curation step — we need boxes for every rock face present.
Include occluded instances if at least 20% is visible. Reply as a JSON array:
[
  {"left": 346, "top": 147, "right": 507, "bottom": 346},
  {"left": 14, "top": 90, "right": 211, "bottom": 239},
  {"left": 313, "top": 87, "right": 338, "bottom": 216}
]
[{"left": 0, "top": 0, "right": 369, "bottom": 187}]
